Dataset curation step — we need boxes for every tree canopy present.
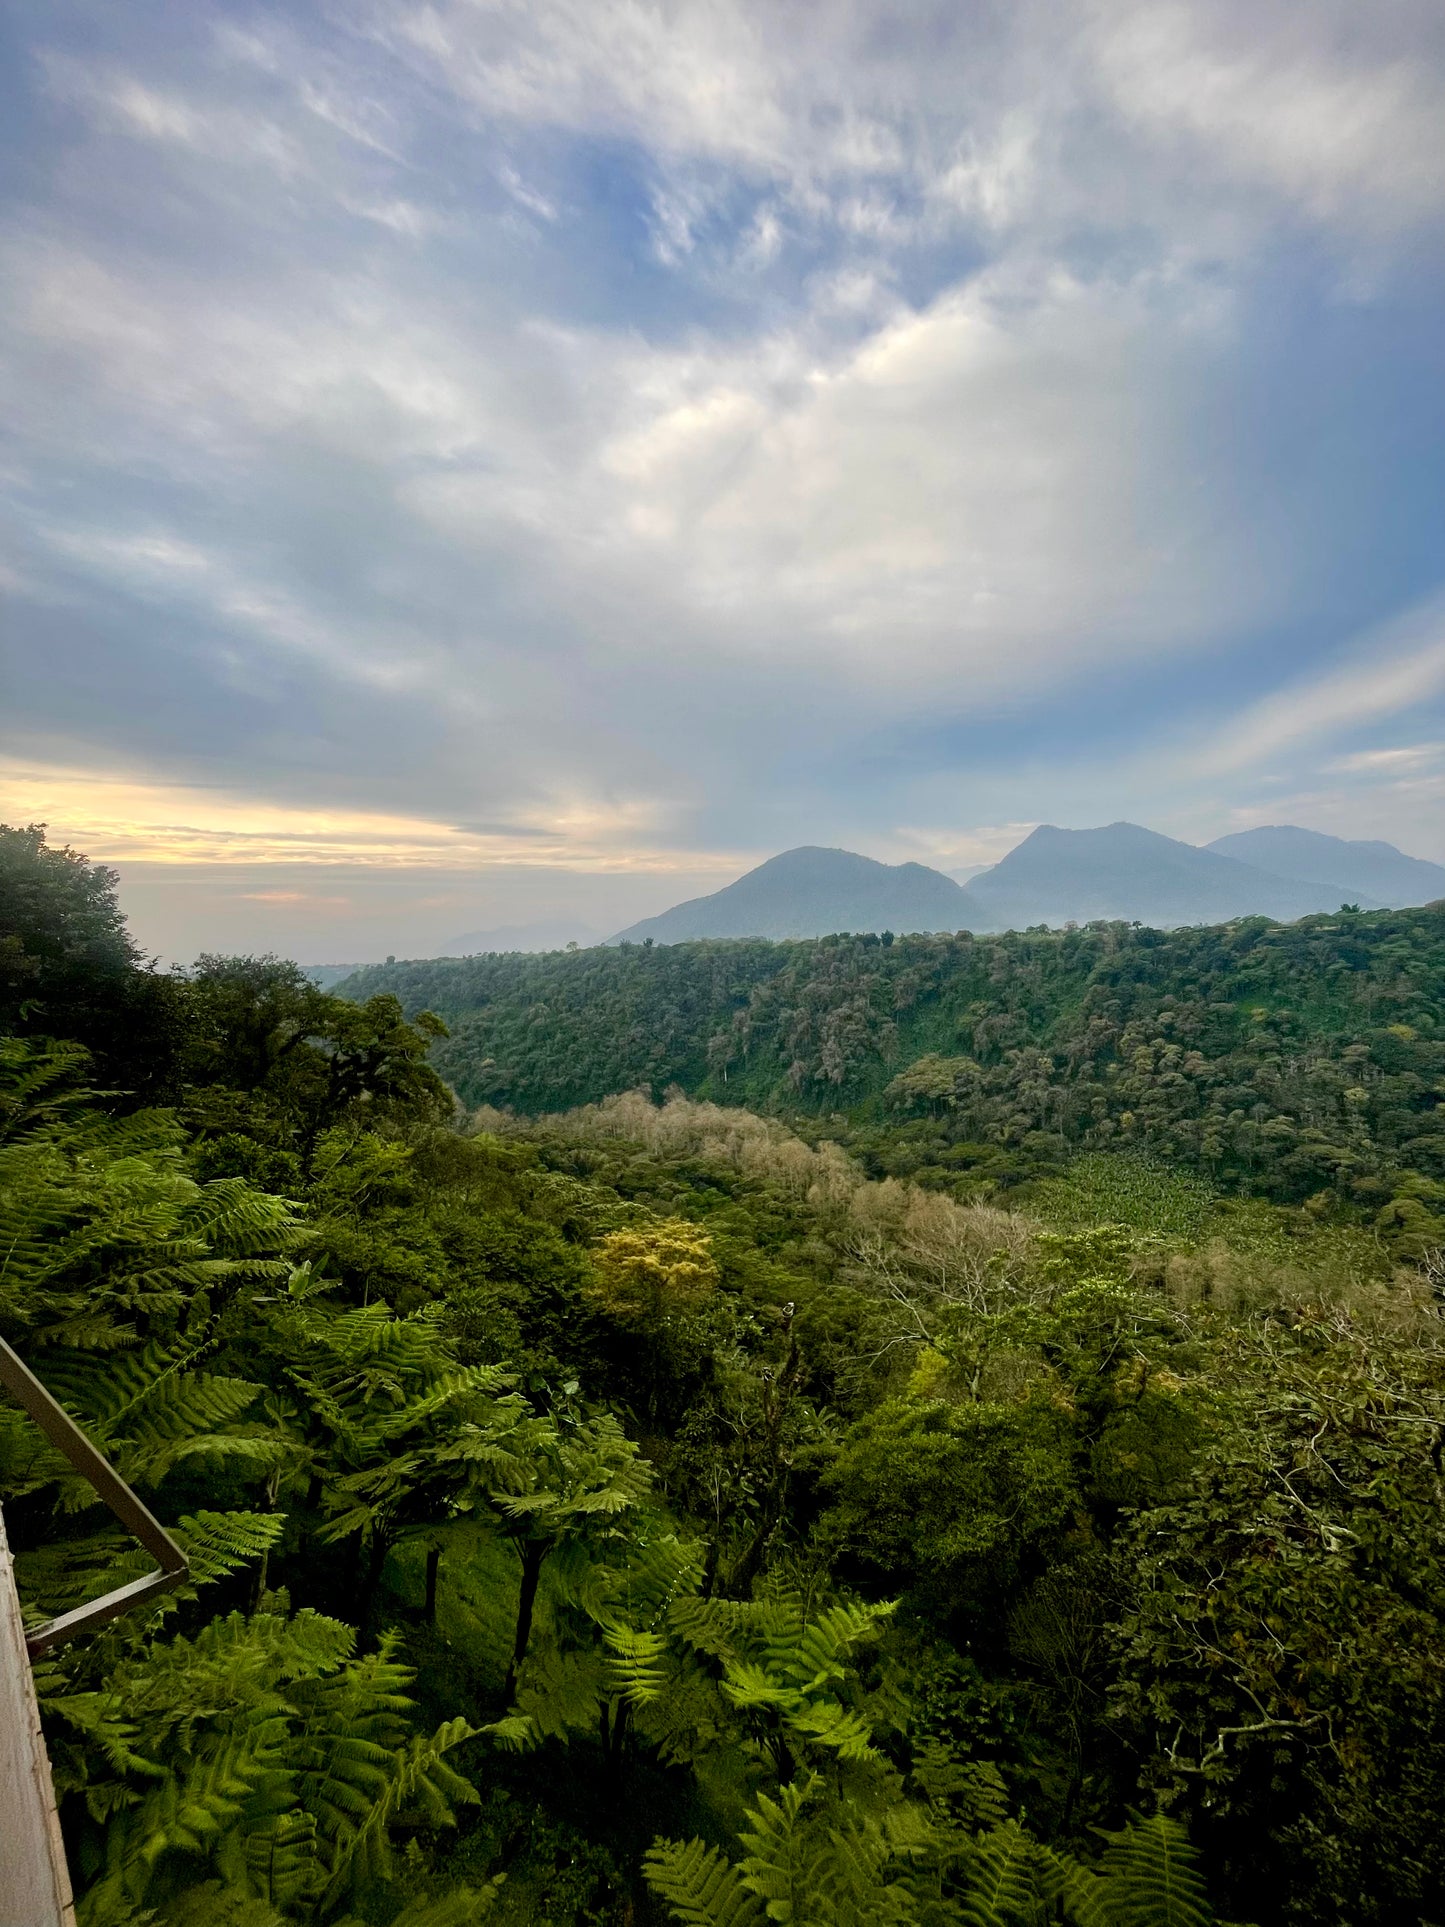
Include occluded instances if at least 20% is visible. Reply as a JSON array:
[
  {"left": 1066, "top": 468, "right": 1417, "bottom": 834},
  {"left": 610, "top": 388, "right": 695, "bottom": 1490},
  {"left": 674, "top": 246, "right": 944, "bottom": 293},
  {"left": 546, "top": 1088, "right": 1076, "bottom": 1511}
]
[{"left": 2, "top": 827, "right": 1443, "bottom": 1925}]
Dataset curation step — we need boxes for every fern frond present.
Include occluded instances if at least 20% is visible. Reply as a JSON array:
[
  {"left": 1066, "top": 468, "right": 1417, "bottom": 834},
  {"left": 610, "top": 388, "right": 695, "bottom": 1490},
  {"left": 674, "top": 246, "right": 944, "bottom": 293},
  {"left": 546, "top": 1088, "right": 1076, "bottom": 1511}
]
[
  {"left": 956, "top": 1822, "right": 1045, "bottom": 1927},
  {"left": 386, "top": 1885, "right": 505, "bottom": 1927},
  {"left": 480, "top": 1712, "right": 541, "bottom": 1751},
  {"left": 243, "top": 1810, "right": 321, "bottom": 1908},
  {"left": 735, "top": 1778, "right": 828, "bottom": 1920},
  {"left": 603, "top": 1625, "right": 670, "bottom": 1706},
  {"left": 667, "top": 1591, "right": 741, "bottom": 1659},
  {"left": 643, "top": 1837, "right": 766, "bottom": 1927},
  {"left": 786, "top": 1700, "right": 881, "bottom": 1761},
  {"left": 911, "top": 1744, "right": 1011, "bottom": 1831},
  {"left": 719, "top": 1658, "right": 799, "bottom": 1714},
  {"left": 1096, "top": 1813, "right": 1214, "bottom": 1927},
  {"left": 632, "top": 1662, "right": 728, "bottom": 1765},
  {"left": 318, "top": 1717, "right": 478, "bottom": 1905}
]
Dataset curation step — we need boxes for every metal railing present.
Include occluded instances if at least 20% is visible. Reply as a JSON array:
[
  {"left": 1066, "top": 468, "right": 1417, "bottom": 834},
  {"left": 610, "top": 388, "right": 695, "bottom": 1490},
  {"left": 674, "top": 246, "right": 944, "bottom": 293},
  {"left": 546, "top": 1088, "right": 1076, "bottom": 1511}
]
[
  {"left": 0, "top": 1334, "right": 189, "bottom": 1655},
  {"left": 0, "top": 1336, "right": 192, "bottom": 1927}
]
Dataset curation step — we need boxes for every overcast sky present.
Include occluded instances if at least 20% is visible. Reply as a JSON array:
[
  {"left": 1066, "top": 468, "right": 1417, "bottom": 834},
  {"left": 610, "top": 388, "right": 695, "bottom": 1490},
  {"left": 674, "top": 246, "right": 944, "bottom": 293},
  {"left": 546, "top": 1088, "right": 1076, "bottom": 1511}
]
[{"left": 3, "top": 0, "right": 1444, "bottom": 960}]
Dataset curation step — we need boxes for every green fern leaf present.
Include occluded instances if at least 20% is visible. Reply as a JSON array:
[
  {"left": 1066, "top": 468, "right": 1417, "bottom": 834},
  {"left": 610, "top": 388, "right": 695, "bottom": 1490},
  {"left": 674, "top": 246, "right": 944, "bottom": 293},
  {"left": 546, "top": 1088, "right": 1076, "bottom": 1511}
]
[
  {"left": 603, "top": 1624, "right": 670, "bottom": 1705},
  {"left": 957, "top": 1822, "right": 1044, "bottom": 1927},
  {"left": 643, "top": 1836, "right": 766, "bottom": 1927},
  {"left": 1097, "top": 1813, "right": 1214, "bottom": 1927}
]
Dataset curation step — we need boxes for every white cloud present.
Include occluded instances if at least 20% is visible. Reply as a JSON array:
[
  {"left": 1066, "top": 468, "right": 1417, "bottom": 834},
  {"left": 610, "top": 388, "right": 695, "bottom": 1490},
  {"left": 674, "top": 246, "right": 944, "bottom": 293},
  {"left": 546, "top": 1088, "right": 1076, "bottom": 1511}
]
[
  {"left": 381, "top": 0, "right": 796, "bottom": 176},
  {"left": 0, "top": 756, "right": 733, "bottom": 870},
  {"left": 1331, "top": 742, "right": 1445, "bottom": 774},
  {"left": 1194, "top": 594, "right": 1445, "bottom": 776},
  {"left": 1091, "top": 1, "right": 1445, "bottom": 227}
]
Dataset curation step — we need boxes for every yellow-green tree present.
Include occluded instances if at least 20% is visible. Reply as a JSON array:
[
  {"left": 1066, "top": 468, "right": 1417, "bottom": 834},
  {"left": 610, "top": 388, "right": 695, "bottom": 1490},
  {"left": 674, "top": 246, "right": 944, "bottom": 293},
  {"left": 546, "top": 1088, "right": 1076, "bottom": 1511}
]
[{"left": 590, "top": 1219, "right": 720, "bottom": 1325}]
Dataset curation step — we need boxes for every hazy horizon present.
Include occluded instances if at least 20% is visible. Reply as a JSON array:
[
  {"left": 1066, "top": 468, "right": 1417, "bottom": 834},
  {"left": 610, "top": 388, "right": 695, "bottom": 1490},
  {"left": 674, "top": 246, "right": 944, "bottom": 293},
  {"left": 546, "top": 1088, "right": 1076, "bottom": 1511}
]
[
  {"left": 99, "top": 814, "right": 1445, "bottom": 965},
  {"left": 4, "top": 0, "right": 1444, "bottom": 959}
]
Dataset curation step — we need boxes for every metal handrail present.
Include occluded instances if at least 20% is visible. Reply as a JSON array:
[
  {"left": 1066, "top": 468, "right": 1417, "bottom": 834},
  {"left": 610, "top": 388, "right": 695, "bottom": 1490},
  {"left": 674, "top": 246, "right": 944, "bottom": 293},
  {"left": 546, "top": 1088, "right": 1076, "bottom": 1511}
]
[{"left": 0, "top": 1335, "right": 189, "bottom": 1656}]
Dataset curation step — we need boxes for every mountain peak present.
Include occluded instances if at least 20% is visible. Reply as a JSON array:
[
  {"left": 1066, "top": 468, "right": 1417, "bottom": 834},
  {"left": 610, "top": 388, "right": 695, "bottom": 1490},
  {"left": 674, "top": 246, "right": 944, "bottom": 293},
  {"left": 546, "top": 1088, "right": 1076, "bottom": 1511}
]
[
  {"left": 603, "top": 822, "right": 1442, "bottom": 948},
  {"left": 608, "top": 846, "right": 975, "bottom": 944},
  {"left": 1205, "top": 825, "right": 1445, "bottom": 908},
  {"left": 965, "top": 820, "right": 1387, "bottom": 929}
]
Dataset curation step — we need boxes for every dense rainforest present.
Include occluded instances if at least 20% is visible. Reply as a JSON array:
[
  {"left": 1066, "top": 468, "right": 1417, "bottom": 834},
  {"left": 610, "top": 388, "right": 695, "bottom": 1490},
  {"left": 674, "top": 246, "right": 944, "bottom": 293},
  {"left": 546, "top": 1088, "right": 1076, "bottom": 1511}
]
[
  {"left": 340, "top": 912, "right": 1445, "bottom": 1250},
  {"left": 3, "top": 821, "right": 1445, "bottom": 1926}
]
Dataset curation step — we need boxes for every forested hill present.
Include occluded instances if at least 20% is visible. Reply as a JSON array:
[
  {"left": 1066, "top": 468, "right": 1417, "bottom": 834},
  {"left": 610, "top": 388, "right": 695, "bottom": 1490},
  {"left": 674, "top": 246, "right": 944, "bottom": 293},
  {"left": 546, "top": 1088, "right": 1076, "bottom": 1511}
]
[
  {"left": 338, "top": 905, "right": 1445, "bottom": 1212},
  {"left": 8, "top": 823, "right": 1445, "bottom": 1924}
]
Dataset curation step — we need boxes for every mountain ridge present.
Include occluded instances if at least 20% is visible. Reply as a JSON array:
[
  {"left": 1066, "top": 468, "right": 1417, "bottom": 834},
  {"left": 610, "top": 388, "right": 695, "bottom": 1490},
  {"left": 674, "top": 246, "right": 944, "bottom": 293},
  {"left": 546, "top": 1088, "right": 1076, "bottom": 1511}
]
[
  {"left": 605, "top": 821, "right": 1437, "bottom": 945},
  {"left": 965, "top": 821, "right": 1383, "bottom": 930},
  {"left": 1205, "top": 825, "right": 1445, "bottom": 907},
  {"left": 607, "top": 845, "right": 979, "bottom": 943}
]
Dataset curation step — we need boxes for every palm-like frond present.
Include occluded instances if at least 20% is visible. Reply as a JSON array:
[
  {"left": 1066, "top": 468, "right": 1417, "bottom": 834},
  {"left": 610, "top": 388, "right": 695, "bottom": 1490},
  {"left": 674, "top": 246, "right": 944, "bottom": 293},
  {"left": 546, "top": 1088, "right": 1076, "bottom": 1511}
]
[
  {"left": 955, "top": 1822, "right": 1046, "bottom": 1927},
  {"left": 643, "top": 1837, "right": 767, "bottom": 1927},
  {"left": 1092, "top": 1814, "right": 1214, "bottom": 1927}
]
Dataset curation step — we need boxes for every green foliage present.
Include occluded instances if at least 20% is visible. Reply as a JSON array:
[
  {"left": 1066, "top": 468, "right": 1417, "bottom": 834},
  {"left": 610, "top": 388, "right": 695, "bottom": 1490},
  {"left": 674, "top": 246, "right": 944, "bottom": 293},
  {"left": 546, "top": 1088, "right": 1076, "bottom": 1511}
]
[
  {"left": 1072, "top": 1816, "right": 1213, "bottom": 1927},
  {"left": 8, "top": 841, "right": 1445, "bottom": 1927},
  {"left": 39, "top": 1608, "right": 478, "bottom": 1923},
  {"left": 646, "top": 1791, "right": 1218, "bottom": 1927},
  {"left": 0, "top": 823, "right": 187, "bottom": 1102},
  {"left": 185, "top": 953, "right": 452, "bottom": 1152},
  {"left": 346, "top": 908, "right": 1445, "bottom": 1206},
  {"left": 819, "top": 1396, "right": 1079, "bottom": 1600}
]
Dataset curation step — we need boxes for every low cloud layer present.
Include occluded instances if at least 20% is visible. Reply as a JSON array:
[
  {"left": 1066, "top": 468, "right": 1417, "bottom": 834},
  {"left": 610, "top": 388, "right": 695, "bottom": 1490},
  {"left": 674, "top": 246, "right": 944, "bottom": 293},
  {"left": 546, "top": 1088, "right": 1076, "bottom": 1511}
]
[{"left": 3, "top": 0, "right": 1443, "bottom": 957}]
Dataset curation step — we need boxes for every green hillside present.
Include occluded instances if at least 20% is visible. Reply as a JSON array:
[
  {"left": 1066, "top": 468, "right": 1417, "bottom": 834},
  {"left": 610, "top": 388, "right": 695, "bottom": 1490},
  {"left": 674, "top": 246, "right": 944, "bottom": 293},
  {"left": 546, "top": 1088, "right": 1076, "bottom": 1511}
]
[
  {"left": 341, "top": 908, "right": 1445, "bottom": 1218},
  {"left": 7, "top": 825, "right": 1445, "bottom": 1927}
]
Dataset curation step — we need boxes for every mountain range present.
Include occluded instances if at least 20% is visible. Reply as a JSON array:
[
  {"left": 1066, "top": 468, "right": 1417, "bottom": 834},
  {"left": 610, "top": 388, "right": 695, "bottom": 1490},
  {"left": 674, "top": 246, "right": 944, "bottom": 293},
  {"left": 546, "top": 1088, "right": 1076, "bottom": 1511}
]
[{"left": 607, "top": 823, "right": 1445, "bottom": 944}]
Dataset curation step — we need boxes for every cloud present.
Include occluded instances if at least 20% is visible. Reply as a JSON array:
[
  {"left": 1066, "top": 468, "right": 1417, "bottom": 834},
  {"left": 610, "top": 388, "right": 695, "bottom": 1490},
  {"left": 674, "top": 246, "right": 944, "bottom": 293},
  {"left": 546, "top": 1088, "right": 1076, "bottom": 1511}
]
[
  {"left": 1193, "top": 594, "right": 1445, "bottom": 776},
  {"left": 1331, "top": 742, "right": 1445, "bottom": 774},
  {"left": 1091, "top": 1, "right": 1445, "bottom": 228},
  {"left": 3, "top": 0, "right": 1444, "bottom": 950},
  {"left": 0, "top": 758, "right": 747, "bottom": 871},
  {"left": 241, "top": 889, "right": 350, "bottom": 904}
]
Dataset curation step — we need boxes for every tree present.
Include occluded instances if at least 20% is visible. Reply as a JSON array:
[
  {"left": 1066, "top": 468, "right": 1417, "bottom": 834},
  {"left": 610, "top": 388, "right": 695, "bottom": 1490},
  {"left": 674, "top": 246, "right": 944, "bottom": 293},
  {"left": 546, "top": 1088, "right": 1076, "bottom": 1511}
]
[
  {"left": 444, "top": 1398, "right": 654, "bottom": 1700},
  {"left": 0, "top": 822, "right": 187, "bottom": 1100},
  {"left": 186, "top": 955, "right": 451, "bottom": 1152},
  {"left": 590, "top": 1220, "right": 719, "bottom": 1325},
  {"left": 589, "top": 1219, "right": 721, "bottom": 1422},
  {"left": 820, "top": 1394, "right": 1079, "bottom": 1613}
]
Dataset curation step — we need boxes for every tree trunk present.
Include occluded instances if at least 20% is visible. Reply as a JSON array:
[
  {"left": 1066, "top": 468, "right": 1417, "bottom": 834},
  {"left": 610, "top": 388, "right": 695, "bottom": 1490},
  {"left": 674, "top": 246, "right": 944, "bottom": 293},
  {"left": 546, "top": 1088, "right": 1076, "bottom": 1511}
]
[
  {"left": 248, "top": 1542, "right": 270, "bottom": 1615},
  {"left": 424, "top": 1543, "right": 442, "bottom": 1623},
  {"left": 725, "top": 1490, "right": 783, "bottom": 1599},
  {"left": 357, "top": 1532, "right": 391, "bottom": 1625},
  {"left": 504, "top": 1540, "right": 547, "bottom": 1701}
]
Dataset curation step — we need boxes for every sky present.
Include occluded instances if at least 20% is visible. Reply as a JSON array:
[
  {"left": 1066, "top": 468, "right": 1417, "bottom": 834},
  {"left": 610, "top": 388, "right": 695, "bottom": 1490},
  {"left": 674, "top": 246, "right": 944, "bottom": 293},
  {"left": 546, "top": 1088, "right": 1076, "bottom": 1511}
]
[{"left": 2, "top": 0, "right": 1444, "bottom": 962}]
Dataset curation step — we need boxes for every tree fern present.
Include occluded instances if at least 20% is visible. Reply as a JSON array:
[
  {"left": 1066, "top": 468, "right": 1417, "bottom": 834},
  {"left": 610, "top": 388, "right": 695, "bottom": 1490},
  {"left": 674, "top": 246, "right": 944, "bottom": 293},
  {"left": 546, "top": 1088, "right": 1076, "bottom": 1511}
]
[
  {"left": 603, "top": 1623, "right": 670, "bottom": 1703},
  {"left": 644, "top": 1836, "right": 767, "bottom": 1927},
  {"left": 955, "top": 1823, "right": 1048, "bottom": 1927},
  {"left": 44, "top": 1605, "right": 478, "bottom": 1922},
  {"left": 1084, "top": 1815, "right": 1214, "bottom": 1927}
]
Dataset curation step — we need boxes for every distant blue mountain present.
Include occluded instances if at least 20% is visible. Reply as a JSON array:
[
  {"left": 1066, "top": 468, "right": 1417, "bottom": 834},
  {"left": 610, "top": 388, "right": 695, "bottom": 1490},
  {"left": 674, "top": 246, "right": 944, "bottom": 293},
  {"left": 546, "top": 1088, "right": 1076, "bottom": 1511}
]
[
  {"left": 607, "top": 847, "right": 977, "bottom": 943},
  {"left": 1206, "top": 825, "right": 1445, "bottom": 909},
  {"left": 963, "top": 822, "right": 1384, "bottom": 930},
  {"left": 440, "top": 919, "right": 602, "bottom": 955},
  {"left": 603, "top": 820, "right": 1445, "bottom": 946},
  {"left": 301, "top": 963, "right": 365, "bottom": 989}
]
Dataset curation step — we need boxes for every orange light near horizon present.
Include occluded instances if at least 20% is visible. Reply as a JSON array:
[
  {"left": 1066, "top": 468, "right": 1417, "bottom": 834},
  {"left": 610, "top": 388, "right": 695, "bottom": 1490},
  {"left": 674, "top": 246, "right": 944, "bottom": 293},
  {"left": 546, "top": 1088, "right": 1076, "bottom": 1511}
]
[{"left": 0, "top": 759, "right": 755, "bottom": 875}]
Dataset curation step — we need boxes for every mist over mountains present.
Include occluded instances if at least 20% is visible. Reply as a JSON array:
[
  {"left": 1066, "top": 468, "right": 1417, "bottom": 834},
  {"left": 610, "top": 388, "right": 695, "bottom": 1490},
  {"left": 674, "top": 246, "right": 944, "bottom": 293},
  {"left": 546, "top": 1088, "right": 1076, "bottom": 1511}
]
[
  {"left": 308, "top": 822, "right": 1445, "bottom": 971},
  {"left": 607, "top": 822, "right": 1445, "bottom": 946}
]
